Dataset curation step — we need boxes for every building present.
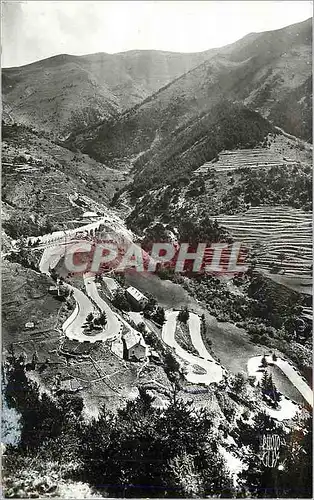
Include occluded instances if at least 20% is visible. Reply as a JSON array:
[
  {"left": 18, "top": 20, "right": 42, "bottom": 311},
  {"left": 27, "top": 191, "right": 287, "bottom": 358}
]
[
  {"left": 123, "top": 331, "right": 148, "bottom": 361},
  {"left": 126, "top": 286, "right": 148, "bottom": 310},
  {"left": 48, "top": 284, "right": 69, "bottom": 300},
  {"left": 82, "top": 211, "right": 98, "bottom": 219},
  {"left": 59, "top": 379, "right": 83, "bottom": 393},
  {"left": 48, "top": 285, "right": 59, "bottom": 296},
  {"left": 25, "top": 322, "right": 35, "bottom": 330}
]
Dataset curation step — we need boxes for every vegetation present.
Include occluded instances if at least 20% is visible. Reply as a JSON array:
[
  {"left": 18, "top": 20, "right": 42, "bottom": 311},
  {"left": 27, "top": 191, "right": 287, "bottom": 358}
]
[
  {"left": 3, "top": 347, "right": 312, "bottom": 498},
  {"left": 238, "top": 412, "right": 313, "bottom": 498},
  {"left": 222, "top": 164, "right": 312, "bottom": 212},
  {"left": 260, "top": 371, "right": 281, "bottom": 407},
  {"left": 151, "top": 306, "right": 166, "bottom": 326},
  {"left": 129, "top": 101, "right": 274, "bottom": 195},
  {"left": 177, "top": 271, "right": 311, "bottom": 372},
  {"left": 3, "top": 355, "right": 233, "bottom": 498},
  {"left": 111, "top": 291, "right": 131, "bottom": 312},
  {"left": 177, "top": 307, "right": 189, "bottom": 324},
  {"left": 5, "top": 242, "right": 41, "bottom": 272},
  {"left": 3, "top": 214, "right": 56, "bottom": 240}
]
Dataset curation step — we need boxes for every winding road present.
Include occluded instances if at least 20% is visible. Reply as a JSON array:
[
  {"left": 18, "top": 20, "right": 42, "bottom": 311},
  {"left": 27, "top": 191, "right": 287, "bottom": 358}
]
[
  {"left": 37, "top": 230, "right": 313, "bottom": 407},
  {"left": 39, "top": 243, "right": 122, "bottom": 343},
  {"left": 61, "top": 285, "right": 96, "bottom": 342},
  {"left": 83, "top": 274, "right": 122, "bottom": 341},
  {"left": 247, "top": 355, "right": 313, "bottom": 407},
  {"left": 162, "top": 310, "right": 224, "bottom": 385},
  {"left": 60, "top": 278, "right": 122, "bottom": 343}
]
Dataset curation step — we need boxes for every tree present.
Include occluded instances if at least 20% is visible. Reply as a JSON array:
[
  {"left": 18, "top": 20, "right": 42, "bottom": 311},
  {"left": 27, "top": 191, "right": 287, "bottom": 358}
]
[
  {"left": 238, "top": 411, "right": 286, "bottom": 497},
  {"left": 178, "top": 306, "right": 190, "bottom": 324},
  {"left": 261, "top": 355, "right": 268, "bottom": 368},
  {"left": 49, "top": 266, "right": 58, "bottom": 282},
  {"left": 94, "top": 312, "right": 107, "bottom": 327},
  {"left": 261, "top": 372, "right": 280, "bottom": 406},
  {"left": 230, "top": 372, "right": 246, "bottom": 395},
  {"left": 111, "top": 291, "right": 130, "bottom": 311},
  {"left": 143, "top": 293, "right": 157, "bottom": 317},
  {"left": 86, "top": 312, "right": 94, "bottom": 324},
  {"left": 113, "top": 272, "right": 125, "bottom": 287},
  {"left": 164, "top": 351, "right": 181, "bottom": 383},
  {"left": 272, "top": 353, "right": 277, "bottom": 362},
  {"left": 137, "top": 322, "right": 146, "bottom": 334},
  {"left": 152, "top": 306, "right": 165, "bottom": 325},
  {"left": 277, "top": 415, "right": 312, "bottom": 498},
  {"left": 261, "top": 370, "right": 269, "bottom": 391}
]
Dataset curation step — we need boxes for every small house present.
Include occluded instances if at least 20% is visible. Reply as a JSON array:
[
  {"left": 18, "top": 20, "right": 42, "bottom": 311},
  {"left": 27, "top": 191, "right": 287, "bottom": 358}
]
[
  {"left": 59, "top": 379, "right": 83, "bottom": 393},
  {"left": 25, "top": 322, "right": 35, "bottom": 330},
  {"left": 48, "top": 284, "right": 68, "bottom": 300},
  {"left": 48, "top": 285, "right": 59, "bottom": 296},
  {"left": 126, "top": 286, "right": 148, "bottom": 310},
  {"left": 123, "top": 331, "right": 147, "bottom": 361},
  {"left": 82, "top": 211, "right": 98, "bottom": 219}
]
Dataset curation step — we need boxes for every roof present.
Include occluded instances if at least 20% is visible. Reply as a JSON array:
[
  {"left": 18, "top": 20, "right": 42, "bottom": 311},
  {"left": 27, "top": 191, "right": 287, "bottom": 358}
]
[
  {"left": 25, "top": 322, "right": 35, "bottom": 328},
  {"left": 126, "top": 286, "right": 148, "bottom": 303},
  {"left": 83, "top": 211, "right": 98, "bottom": 218},
  {"left": 123, "top": 331, "right": 147, "bottom": 351},
  {"left": 60, "top": 379, "right": 82, "bottom": 391},
  {"left": 123, "top": 331, "right": 141, "bottom": 350}
]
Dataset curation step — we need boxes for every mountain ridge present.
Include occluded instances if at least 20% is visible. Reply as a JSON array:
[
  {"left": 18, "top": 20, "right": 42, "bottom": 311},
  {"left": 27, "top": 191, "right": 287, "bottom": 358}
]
[
  {"left": 2, "top": 50, "right": 212, "bottom": 138},
  {"left": 3, "top": 18, "right": 311, "bottom": 142},
  {"left": 66, "top": 17, "right": 311, "bottom": 168}
]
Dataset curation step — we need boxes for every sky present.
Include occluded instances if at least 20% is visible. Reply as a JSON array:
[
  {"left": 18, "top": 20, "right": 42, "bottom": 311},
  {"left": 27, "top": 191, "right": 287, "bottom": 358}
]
[{"left": 1, "top": 0, "right": 313, "bottom": 67}]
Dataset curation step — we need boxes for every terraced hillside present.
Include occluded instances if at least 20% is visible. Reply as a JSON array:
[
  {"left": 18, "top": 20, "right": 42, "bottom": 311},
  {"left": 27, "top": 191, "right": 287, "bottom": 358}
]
[
  {"left": 195, "top": 148, "right": 298, "bottom": 175},
  {"left": 191, "top": 134, "right": 312, "bottom": 290},
  {"left": 216, "top": 206, "right": 312, "bottom": 279},
  {"left": 195, "top": 132, "right": 312, "bottom": 175}
]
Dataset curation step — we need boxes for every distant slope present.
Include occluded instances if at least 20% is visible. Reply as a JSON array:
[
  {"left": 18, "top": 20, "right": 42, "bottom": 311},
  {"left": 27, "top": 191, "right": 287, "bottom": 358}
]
[
  {"left": 69, "top": 17, "right": 311, "bottom": 169},
  {"left": 2, "top": 50, "right": 211, "bottom": 139},
  {"left": 2, "top": 122, "right": 130, "bottom": 239}
]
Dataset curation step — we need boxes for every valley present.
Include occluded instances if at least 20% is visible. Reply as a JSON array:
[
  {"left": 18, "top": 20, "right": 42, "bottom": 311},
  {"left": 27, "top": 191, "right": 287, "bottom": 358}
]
[{"left": 2, "top": 14, "right": 312, "bottom": 500}]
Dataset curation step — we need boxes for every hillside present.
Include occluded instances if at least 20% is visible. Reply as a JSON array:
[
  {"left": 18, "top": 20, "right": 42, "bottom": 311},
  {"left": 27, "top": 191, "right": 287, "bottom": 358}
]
[
  {"left": 69, "top": 17, "right": 311, "bottom": 168},
  {"left": 1, "top": 122, "right": 132, "bottom": 242},
  {"left": 2, "top": 50, "right": 211, "bottom": 139},
  {"left": 118, "top": 131, "right": 312, "bottom": 293}
]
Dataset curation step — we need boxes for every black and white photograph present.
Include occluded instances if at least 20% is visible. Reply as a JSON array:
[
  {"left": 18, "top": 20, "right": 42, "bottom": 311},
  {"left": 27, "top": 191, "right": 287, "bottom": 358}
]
[{"left": 1, "top": 1, "right": 313, "bottom": 498}]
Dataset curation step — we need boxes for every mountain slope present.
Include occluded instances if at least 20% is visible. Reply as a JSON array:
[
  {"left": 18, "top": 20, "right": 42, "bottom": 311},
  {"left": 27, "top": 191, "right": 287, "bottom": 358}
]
[
  {"left": 2, "top": 50, "right": 211, "bottom": 139},
  {"left": 69, "top": 17, "right": 311, "bottom": 167}
]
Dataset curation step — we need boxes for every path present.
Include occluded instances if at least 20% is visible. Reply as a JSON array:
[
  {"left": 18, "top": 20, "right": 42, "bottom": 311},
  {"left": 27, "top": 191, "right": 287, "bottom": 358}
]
[
  {"left": 61, "top": 281, "right": 122, "bottom": 344},
  {"left": 188, "top": 314, "right": 213, "bottom": 359},
  {"left": 61, "top": 284, "right": 95, "bottom": 342},
  {"left": 83, "top": 274, "right": 122, "bottom": 341},
  {"left": 162, "top": 310, "right": 223, "bottom": 385}
]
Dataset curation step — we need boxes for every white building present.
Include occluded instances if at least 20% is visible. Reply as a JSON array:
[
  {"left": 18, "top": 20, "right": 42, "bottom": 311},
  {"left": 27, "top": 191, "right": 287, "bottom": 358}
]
[
  {"left": 82, "top": 211, "right": 98, "bottom": 218},
  {"left": 123, "top": 331, "right": 148, "bottom": 361},
  {"left": 126, "top": 286, "right": 148, "bottom": 310},
  {"left": 25, "top": 322, "right": 35, "bottom": 330}
]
